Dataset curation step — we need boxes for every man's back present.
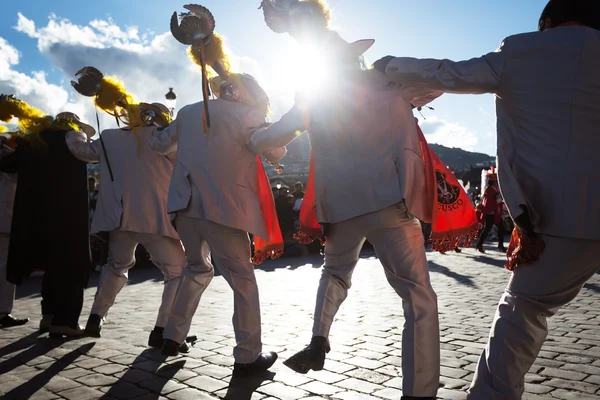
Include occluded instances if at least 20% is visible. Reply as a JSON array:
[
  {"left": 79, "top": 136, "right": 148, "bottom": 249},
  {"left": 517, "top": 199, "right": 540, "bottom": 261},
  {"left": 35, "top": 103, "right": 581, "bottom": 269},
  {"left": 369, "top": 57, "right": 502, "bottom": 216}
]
[
  {"left": 167, "top": 99, "right": 268, "bottom": 238},
  {"left": 497, "top": 26, "right": 600, "bottom": 239},
  {"left": 308, "top": 72, "right": 428, "bottom": 224},
  {"left": 92, "top": 126, "right": 178, "bottom": 238}
]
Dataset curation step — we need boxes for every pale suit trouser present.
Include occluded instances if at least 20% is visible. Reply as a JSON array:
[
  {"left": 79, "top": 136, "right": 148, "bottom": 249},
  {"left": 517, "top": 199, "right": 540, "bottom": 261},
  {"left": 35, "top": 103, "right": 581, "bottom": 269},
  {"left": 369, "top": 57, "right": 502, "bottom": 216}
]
[
  {"left": 91, "top": 231, "right": 187, "bottom": 327},
  {"left": 313, "top": 202, "right": 440, "bottom": 397},
  {"left": 164, "top": 216, "right": 262, "bottom": 364},
  {"left": 0, "top": 234, "right": 15, "bottom": 318},
  {"left": 468, "top": 234, "right": 600, "bottom": 400}
]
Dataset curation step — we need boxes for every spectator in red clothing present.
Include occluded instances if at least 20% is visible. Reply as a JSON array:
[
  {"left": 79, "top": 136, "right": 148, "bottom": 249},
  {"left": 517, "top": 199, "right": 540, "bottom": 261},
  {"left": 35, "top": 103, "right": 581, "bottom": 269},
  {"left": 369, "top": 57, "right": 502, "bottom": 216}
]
[{"left": 476, "top": 174, "right": 507, "bottom": 253}]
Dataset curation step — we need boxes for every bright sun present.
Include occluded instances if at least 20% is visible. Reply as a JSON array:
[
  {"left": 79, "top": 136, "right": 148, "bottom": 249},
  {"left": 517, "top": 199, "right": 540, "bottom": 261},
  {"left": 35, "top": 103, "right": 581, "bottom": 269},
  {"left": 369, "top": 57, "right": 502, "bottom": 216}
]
[{"left": 273, "top": 43, "right": 332, "bottom": 95}]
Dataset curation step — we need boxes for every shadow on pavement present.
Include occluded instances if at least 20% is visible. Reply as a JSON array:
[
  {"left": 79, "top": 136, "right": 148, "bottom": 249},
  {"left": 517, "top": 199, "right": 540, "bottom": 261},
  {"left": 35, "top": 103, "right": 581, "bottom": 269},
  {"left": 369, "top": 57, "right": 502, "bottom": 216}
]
[
  {"left": 101, "top": 348, "right": 185, "bottom": 399},
  {"left": 0, "top": 330, "right": 42, "bottom": 358},
  {"left": 224, "top": 371, "right": 275, "bottom": 400},
  {"left": 2, "top": 342, "right": 95, "bottom": 399},
  {"left": 428, "top": 261, "right": 478, "bottom": 288},
  {"left": 0, "top": 335, "right": 68, "bottom": 375}
]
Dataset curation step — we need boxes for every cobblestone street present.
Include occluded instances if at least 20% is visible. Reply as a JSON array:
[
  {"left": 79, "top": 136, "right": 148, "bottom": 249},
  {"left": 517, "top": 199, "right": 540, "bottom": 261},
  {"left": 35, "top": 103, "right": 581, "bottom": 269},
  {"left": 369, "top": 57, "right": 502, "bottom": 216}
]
[{"left": 1, "top": 245, "right": 599, "bottom": 400}]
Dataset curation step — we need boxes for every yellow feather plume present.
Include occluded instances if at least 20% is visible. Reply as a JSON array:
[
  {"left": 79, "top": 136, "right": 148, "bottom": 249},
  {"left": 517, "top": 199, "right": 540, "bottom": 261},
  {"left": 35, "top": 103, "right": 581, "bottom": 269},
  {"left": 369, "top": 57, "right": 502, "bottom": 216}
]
[
  {"left": 304, "top": 0, "right": 332, "bottom": 29},
  {"left": 0, "top": 125, "right": 7, "bottom": 133},
  {"left": 95, "top": 77, "right": 136, "bottom": 115},
  {"left": 188, "top": 33, "right": 232, "bottom": 78},
  {"left": 0, "top": 96, "right": 81, "bottom": 144}
]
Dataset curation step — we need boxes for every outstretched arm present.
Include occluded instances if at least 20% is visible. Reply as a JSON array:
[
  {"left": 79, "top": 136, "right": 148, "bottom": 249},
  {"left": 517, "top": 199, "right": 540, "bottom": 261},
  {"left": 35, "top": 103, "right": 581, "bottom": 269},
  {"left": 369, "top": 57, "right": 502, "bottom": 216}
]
[
  {"left": 65, "top": 131, "right": 101, "bottom": 163},
  {"left": 247, "top": 102, "right": 309, "bottom": 156},
  {"left": 381, "top": 42, "right": 506, "bottom": 95},
  {"left": 149, "top": 121, "right": 178, "bottom": 155}
]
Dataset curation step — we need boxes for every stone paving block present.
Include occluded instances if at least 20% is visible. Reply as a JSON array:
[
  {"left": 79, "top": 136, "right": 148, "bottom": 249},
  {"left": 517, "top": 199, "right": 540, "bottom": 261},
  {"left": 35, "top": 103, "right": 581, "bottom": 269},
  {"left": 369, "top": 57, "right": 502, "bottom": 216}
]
[
  {"left": 93, "top": 363, "right": 128, "bottom": 375},
  {"left": 550, "top": 389, "right": 600, "bottom": 400},
  {"left": 544, "top": 378, "right": 599, "bottom": 394},
  {"left": 193, "top": 364, "right": 232, "bottom": 379},
  {"left": 345, "top": 368, "right": 391, "bottom": 384},
  {"left": 299, "top": 380, "right": 342, "bottom": 395},
  {"left": 524, "top": 382, "right": 554, "bottom": 395},
  {"left": 371, "top": 387, "right": 404, "bottom": 399},
  {"left": 306, "top": 369, "right": 347, "bottom": 384},
  {"left": 138, "top": 376, "right": 188, "bottom": 395},
  {"left": 343, "top": 356, "right": 385, "bottom": 370},
  {"left": 167, "top": 388, "right": 219, "bottom": 399},
  {"left": 332, "top": 391, "right": 379, "bottom": 399},
  {"left": 335, "top": 377, "right": 384, "bottom": 393},
  {"left": 103, "top": 381, "right": 150, "bottom": 399},
  {"left": 258, "top": 382, "right": 309, "bottom": 399},
  {"left": 185, "top": 375, "right": 228, "bottom": 393},
  {"left": 75, "top": 372, "right": 120, "bottom": 387},
  {"left": 539, "top": 366, "right": 588, "bottom": 381},
  {"left": 440, "top": 365, "right": 470, "bottom": 379},
  {"left": 58, "top": 386, "right": 107, "bottom": 400},
  {"left": 324, "top": 360, "right": 357, "bottom": 374}
]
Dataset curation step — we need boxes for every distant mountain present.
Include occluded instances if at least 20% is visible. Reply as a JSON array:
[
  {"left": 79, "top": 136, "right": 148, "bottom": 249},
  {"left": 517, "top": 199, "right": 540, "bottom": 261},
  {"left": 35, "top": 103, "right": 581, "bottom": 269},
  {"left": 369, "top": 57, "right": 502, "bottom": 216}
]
[{"left": 429, "top": 144, "right": 495, "bottom": 172}]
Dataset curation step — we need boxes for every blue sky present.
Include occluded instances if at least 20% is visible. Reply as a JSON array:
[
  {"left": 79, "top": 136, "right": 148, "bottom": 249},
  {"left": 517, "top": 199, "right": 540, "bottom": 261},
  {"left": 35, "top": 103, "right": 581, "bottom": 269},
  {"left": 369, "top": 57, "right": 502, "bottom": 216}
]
[{"left": 0, "top": 0, "right": 549, "bottom": 155}]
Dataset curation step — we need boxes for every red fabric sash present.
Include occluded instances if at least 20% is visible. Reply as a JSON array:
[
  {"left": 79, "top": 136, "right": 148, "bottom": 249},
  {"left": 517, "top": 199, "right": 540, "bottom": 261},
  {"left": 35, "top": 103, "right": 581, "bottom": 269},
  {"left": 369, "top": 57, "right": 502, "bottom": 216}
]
[
  {"left": 296, "top": 121, "right": 480, "bottom": 253},
  {"left": 294, "top": 155, "right": 322, "bottom": 244},
  {"left": 251, "top": 155, "right": 284, "bottom": 264}
]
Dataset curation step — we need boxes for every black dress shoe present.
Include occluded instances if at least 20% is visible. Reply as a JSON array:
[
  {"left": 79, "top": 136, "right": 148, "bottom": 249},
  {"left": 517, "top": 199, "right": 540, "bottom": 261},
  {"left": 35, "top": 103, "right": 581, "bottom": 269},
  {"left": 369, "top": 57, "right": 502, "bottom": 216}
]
[
  {"left": 233, "top": 352, "right": 278, "bottom": 377},
  {"left": 0, "top": 315, "right": 29, "bottom": 327},
  {"left": 84, "top": 314, "right": 102, "bottom": 337},
  {"left": 400, "top": 396, "right": 436, "bottom": 400},
  {"left": 498, "top": 245, "right": 507, "bottom": 253},
  {"left": 161, "top": 339, "right": 192, "bottom": 356},
  {"left": 148, "top": 326, "right": 164, "bottom": 348},
  {"left": 283, "top": 336, "right": 330, "bottom": 374}
]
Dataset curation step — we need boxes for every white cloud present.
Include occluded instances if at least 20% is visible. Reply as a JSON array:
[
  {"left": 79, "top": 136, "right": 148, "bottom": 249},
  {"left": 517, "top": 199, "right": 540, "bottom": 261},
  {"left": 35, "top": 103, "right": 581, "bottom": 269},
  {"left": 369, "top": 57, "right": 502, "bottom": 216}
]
[
  {"left": 3, "top": 12, "right": 269, "bottom": 137},
  {"left": 419, "top": 115, "right": 480, "bottom": 152}
]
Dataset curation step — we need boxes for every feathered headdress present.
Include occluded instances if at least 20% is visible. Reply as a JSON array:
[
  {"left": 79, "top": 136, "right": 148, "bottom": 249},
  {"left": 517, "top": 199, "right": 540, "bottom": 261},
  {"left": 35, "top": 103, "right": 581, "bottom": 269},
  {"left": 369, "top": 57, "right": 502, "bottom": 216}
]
[
  {"left": 259, "top": 0, "right": 374, "bottom": 61},
  {"left": 171, "top": 4, "right": 271, "bottom": 133},
  {"left": 0, "top": 94, "right": 81, "bottom": 142},
  {"left": 171, "top": 4, "right": 230, "bottom": 134},
  {"left": 71, "top": 67, "right": 172, "bottom": 130}
]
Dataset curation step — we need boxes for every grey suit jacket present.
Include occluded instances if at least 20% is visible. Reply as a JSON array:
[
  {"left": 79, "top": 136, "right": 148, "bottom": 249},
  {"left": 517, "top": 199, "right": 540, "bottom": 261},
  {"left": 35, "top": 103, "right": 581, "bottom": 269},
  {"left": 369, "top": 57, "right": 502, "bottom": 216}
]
[
  {"left": 385, "top": 26, "right": 600, "bottom": 240},
  {"left": 149, "top": 99, "right": 291, "bottom": 239},
  {"left": 256, "top": 70, "right": 430, "bottom": 224},
  {"left": 66, "top": 127, "right": 179, "bottom": 239}
]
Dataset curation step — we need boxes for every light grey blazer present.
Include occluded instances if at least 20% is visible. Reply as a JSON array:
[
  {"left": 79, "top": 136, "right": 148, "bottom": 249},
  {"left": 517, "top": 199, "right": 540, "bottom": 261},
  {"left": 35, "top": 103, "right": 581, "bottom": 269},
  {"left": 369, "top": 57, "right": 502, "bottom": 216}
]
[
  {"left": 385, "top": 25, "right": 600, "bottom": 240},
  {"left": 66, "top": 126, "right": 179, "bottom": 239},
  {"left": 149, "top": 99, "right": 290, "bottom": 239},
  {"left": 254, "top": 70, "right": 431, "bottom": 225}
]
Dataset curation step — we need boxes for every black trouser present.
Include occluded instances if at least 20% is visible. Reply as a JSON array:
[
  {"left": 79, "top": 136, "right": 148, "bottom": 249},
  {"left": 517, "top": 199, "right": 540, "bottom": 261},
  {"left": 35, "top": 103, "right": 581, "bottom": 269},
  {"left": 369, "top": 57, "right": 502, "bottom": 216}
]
[
  {"left": 41, "top": 267, "right": 84, "bottom": 327},
  {"left": 477, "top": 214, "right": 506, "bottom": 248}
]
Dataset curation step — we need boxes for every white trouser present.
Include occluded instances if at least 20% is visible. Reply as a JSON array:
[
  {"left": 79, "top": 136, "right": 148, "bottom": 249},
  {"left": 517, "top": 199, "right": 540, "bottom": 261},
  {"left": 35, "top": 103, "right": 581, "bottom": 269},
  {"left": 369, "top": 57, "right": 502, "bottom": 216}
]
[
  {"left": 164, "top": 216, "right": 262, "bottom": 364},
  {"left": 91, "top": 231, "right": 186, "bottom": 327},
  {"left": 0, "top": 234, "right": 15, "bottom": 318},
  {"left": 313, "top": 202, "right": 439, "bottom": 398},
  {"left": 468, "top": 234, "right": 600, "bottom": 400}
]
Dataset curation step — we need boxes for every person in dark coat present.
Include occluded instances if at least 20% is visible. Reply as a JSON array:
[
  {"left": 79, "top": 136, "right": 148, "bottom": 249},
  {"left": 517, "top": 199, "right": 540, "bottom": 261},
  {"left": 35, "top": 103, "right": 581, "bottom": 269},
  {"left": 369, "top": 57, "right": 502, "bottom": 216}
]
[{"left": 0, "top": 115, "right": 93, "bottom": 337}]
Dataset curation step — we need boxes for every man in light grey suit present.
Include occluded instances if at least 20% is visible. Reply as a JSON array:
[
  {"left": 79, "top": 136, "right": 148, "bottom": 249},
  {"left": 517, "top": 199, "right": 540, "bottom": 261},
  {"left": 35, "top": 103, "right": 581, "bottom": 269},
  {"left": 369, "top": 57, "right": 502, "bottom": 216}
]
[
  {"left": 374, "top": 1, "right": 600, "bottom": 398},
  {"left": 249, "top": 31, "right": 441, "bottom": 399},
  {"left": 66, "top": 104, "right": 187, "bottom": 348},
  {"left": 150, "top": 72, "right": 293, "bottom": 377}
]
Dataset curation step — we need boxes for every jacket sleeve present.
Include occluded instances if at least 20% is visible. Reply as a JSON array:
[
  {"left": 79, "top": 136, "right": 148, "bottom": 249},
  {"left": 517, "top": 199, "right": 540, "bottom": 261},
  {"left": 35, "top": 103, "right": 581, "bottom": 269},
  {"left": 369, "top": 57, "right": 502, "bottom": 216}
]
[
  {"left": 385, "top": 40, "right": 507, "bottom": 94},
  {"left": 247, "top": 104, "right": 309, "bottom": 155},
  {"left": 149, "top": 121, "right": 178, "bottom": 155},
  {"left": 65, "top": 131, "right": 101, "bottom": 163}
]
